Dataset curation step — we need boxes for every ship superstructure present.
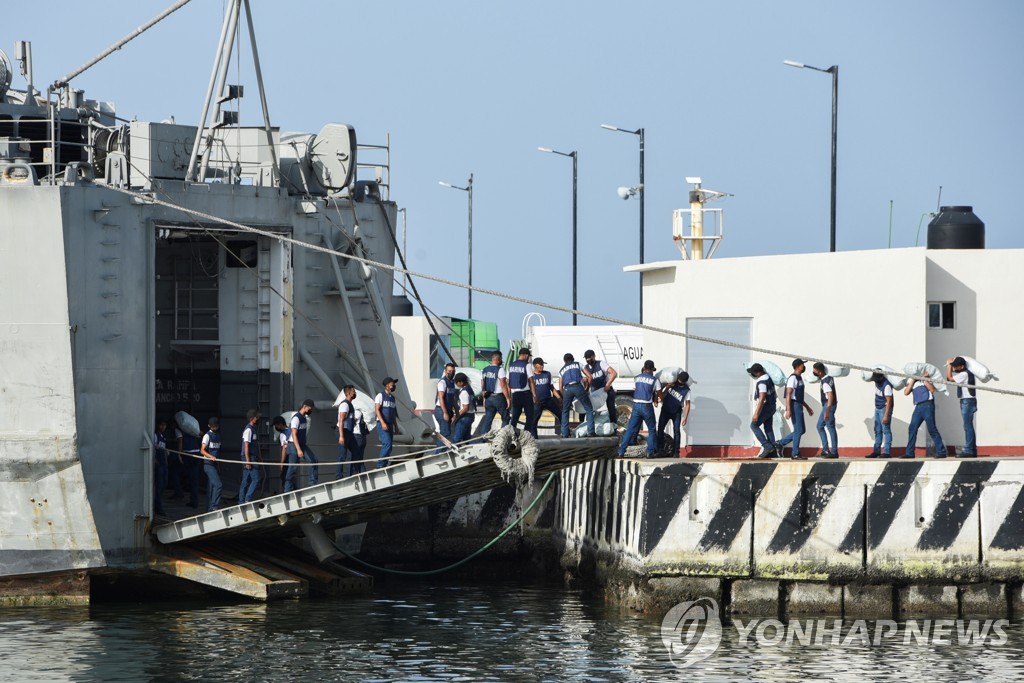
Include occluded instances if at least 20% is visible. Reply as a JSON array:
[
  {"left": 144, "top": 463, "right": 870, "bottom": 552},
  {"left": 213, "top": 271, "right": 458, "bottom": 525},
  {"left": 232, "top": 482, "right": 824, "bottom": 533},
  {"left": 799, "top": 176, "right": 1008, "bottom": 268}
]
[{"left": 0, "top": 4, "right": 432, "bottom": 583}]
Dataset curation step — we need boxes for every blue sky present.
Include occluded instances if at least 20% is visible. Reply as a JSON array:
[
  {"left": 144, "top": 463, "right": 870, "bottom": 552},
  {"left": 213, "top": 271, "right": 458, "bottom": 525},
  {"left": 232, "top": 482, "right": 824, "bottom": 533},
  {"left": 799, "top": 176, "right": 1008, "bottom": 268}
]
[{"left": 6, "top": 1, "right": 1023, "bottom": 345}]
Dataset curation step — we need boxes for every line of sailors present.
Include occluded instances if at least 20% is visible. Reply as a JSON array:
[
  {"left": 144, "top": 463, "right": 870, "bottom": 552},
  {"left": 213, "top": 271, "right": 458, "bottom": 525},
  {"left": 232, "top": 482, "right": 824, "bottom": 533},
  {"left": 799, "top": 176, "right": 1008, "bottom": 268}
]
[
  {"left": 431, "top": 350, "right": 695, "bottom": 458},
  {"left": 748, "top": 356, "right": 979, "bottom": 460},
  {"left": 432, "top": 347, "right": 627, "bottom": 446},
  {"left": 153, "top": 382, "right": 402, "bottom": 515}
]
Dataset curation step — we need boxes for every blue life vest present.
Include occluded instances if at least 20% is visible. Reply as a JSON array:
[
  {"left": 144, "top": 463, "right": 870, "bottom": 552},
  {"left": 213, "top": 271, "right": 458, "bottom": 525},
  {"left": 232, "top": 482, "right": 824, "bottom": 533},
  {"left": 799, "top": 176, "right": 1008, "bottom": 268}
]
[
  {"left": 242, "top": 425, "right": 260, "bottom": 459},
  {"left": 634, "top": 373, "right": 658, "bottom": 403},
  {"left": 508, "top": 359, "right": 531, "bottom": 391},
  {"left": 662, "top": 384, "right": 690, "bottom": 413},
  {"left": 819, "top": 376, "right": 838, "bottom": 407},
  {"left": 154, "top": 431, "right": 168, "bottom": 465},
  {"left": 958, "top": 370, "right": 977, "bottom": 400},
  {"left": 339, "top": 399, "right": 355, "bottom": 431},
  {"left": 754, "top": 377, "right": 777, "bottom": 409},
  {"left": 560, "top": 362, "right": 583, "bottom": 386},
  {"left": 482, "top": 364, "right": 502, "bottom": 394},
  {"left": 586, "top": 361, "right": 608, "bottom": 391},
  {"left": 204, "top": 429, "right": 221, "bottom": 457},
  {"left": 378, "top": 392, "right": 398, "bottom": 425},
  {"left": 788, "top": 373, "right": 805, "bottom": 405},
  {"left": 437, "top": 375, "right": 458, "bottom": 411},
  {"left": 290, "top": 412, "right": 309, "bottom": 447},
  {"left": 533, "top": 371, "right": 554, "bottom": 402},
  {"left": 874, "top": 379, "right": 893, "bottom": 409},
  {"left": 911, "top": 383, "right": 933, "bottom": 405}
]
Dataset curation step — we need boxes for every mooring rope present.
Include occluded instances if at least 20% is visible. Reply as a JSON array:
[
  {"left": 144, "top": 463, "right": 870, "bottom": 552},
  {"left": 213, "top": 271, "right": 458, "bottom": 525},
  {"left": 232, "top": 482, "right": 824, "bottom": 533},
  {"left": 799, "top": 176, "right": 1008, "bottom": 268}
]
[{"left": 104, "top": 184, "right": 1017, "bottom": 399}]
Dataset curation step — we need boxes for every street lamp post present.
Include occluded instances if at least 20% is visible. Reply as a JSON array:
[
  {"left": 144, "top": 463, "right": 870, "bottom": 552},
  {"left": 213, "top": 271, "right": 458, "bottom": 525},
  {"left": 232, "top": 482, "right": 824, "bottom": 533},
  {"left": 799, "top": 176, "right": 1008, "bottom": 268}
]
[
  {"left": 784, "top": 60, "right": 839, "bottom": 253},
  {"left": 538, "top": 147, "right": 578, "bottom": 325},
  {"left": 601, "top": 124, "right": 645, "bottom": 323},
  {"left": 439, "top": 174, "right": 474, "bottom": 318}
]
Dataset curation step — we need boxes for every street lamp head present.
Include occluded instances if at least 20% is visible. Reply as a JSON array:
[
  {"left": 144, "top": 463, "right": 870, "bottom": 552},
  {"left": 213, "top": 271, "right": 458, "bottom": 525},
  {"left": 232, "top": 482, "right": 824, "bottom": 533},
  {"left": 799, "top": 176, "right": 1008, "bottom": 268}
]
[
  {"left": 600, "top": 124, "right": 619, "bottom": 131},
  {"left": 538, "top": 147, "right": 552, "bottom": 153},
  {"left": 438, "top": 181, "right": 452, "bottom": 187},
  {"left": 783, "top": 60, "right": 805, "bottom": 68}
]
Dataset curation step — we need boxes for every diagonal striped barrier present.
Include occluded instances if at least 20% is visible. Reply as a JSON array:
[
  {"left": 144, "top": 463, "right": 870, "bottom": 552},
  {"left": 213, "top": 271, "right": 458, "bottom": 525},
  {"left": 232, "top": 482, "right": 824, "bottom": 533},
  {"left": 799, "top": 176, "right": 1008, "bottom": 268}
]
[{"left": 554, "top": 458, "right": 1024, "bottom": 582}]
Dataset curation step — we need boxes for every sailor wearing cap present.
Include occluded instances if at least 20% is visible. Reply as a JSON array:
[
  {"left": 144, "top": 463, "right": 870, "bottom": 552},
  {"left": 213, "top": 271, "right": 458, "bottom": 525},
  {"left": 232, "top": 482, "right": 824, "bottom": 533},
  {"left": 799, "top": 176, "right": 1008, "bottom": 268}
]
[
  {"left": 508, "top": 347, "right": 535, "bottom": 434},
  {"left": 479, "top": 351, "right": 511, "bottom": 434},
  {"left": 200, "top": 416, "right": 223, "bottom": 511},
  {"left": 657, "top": 371, "right": 691, "bottom": 457},
  {"left": 375, "top": 377, "right": 399, "bottom": 468},
  {"left": 867, "top": 370, "right": 894, "bottom": 459},
  {"left": 584, "top": 350, "right": 619, "bottom": 425},
  {"left": 284, "top": 399, "right": 318, "bottom": 492},
  {"left": 528, "top": 358, "right": 561, "bottom": 436},
  {"left": 560, "top": 353, "right": 595, "bottom": 437},
  {"left": 618, "top": 360, "right": 661, "bottom": 457},
  {"left": 434, "top": 363, "right": 458, "bottom": 453},
  {"left": 239, "top": 409, "right": 262, "bottom": 502},
  {"left": 946, "top": 356, "right": 978, "bottom": 458},
  {"left": 903, "top": 377, "right": 947, "bottom": 459},
  {"left": 748, "top": 363, "right": 779, "bottom": 458},
  {"left": 336, "top": 386, "right": 358, "bottom": 479},
  {"left": 812, "top": 363, "right": 839, "bottom": 459},
  {"left": 776, "top": 359, "right": 813, "bottom": 460}
]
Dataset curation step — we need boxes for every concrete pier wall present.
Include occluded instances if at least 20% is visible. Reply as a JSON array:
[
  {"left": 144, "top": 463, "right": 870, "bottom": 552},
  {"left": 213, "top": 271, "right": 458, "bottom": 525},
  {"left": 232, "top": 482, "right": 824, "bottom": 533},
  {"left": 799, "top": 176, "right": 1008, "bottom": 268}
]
[{"left": 549, "top": 457, "right": 1024, "bottom": 614}]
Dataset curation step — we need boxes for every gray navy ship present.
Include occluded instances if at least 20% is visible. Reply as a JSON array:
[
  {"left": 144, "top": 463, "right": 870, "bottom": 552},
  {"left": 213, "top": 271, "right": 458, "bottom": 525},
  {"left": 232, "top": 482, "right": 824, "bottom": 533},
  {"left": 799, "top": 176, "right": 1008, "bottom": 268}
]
[{"left": 0, "top": 4, "right": 434, "bottom": 596}]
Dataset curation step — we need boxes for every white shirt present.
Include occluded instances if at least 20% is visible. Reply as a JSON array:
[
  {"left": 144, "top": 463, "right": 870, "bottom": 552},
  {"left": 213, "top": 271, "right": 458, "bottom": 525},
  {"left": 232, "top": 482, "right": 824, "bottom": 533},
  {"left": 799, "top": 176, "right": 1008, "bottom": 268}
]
[
  {"left": 278, "top": 431, "right": 288, "bottom": 448},
  {"left": 352, "top": 408, "right": 366, "bottom": 434},
  {"left": 288, "top": 414, "right": 304, "bottom": 443},
  {"left": 821, "top": 381, "right": 834, "bottom": 398},
  {"left": 952, "top": 370, "right": 970, "bottom": 385},
  {"left": 458, "top": 389, "right": 474, "bottom": 412},
  {"left": 786, "top": 375, "right": 800, "bottom": 392},
  {"left": 338, "top": 401, "right": 352, "bottom": 421}
]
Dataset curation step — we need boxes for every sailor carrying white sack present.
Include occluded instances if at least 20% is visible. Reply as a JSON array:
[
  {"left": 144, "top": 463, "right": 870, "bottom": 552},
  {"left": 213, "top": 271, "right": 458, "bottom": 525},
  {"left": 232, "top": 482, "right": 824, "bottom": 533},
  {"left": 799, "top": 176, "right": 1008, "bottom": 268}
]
[
  {"left": 946, "top": 356, "right": 978, "bottom": 458},
  {"left": 584, "top": 350, "right": 619, "bottom": 425}
]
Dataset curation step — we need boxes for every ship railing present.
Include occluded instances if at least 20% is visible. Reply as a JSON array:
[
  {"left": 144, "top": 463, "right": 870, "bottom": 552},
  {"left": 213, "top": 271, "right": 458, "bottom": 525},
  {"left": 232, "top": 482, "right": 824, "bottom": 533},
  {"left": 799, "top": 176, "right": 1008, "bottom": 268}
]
[{"left": 356, "top": 132, "right": 391, "bottom": 201}]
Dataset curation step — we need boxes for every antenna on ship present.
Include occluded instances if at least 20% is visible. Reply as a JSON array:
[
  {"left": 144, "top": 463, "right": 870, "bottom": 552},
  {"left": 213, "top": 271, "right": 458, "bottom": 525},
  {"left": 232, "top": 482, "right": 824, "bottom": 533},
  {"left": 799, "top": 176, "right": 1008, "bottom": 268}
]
[
  {"left": 673, "top": 177, "right": 732, "bottom": 260},
  {"left": 185, "top": 0, "right": 279, "bottom": 185}
]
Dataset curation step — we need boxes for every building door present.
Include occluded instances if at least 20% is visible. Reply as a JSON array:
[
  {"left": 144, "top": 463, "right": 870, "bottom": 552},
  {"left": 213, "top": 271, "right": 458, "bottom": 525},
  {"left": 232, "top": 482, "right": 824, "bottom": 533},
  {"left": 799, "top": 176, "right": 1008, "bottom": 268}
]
[{"left": 685, "top": 318, "right": 752, "bottom": 446}]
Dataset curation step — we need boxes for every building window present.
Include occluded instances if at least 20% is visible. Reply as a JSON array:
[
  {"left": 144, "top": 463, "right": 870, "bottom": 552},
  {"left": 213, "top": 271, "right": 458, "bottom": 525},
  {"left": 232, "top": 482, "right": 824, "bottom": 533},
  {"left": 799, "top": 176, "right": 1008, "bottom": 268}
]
[{"left": 928, "top": 302, "right": 955, "bottom": 329}]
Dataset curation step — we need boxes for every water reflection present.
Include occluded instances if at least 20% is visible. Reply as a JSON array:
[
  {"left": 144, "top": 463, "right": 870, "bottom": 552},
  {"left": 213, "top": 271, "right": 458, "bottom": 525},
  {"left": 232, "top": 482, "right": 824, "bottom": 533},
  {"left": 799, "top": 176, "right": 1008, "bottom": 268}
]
[{"left": 0, "top": 581, "right": 1021, "bottom": 682}]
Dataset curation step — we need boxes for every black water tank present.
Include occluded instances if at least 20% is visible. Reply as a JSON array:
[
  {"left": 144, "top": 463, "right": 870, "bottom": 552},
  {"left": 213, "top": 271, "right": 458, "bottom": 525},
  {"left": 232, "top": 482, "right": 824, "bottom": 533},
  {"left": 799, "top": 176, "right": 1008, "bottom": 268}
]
[{"left": 927, "top": 206, "right": 985, "bottom": 249}]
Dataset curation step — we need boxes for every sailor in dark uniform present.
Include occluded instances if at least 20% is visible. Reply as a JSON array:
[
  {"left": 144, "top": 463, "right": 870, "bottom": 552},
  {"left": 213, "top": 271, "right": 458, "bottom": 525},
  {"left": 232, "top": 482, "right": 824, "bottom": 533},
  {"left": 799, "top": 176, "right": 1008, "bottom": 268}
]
[
  {"left": 508, "top": 348, "right": 535, "bottom": 434},
  {"left": 584, "top": 350, "right": 619, "bottom": 425}
]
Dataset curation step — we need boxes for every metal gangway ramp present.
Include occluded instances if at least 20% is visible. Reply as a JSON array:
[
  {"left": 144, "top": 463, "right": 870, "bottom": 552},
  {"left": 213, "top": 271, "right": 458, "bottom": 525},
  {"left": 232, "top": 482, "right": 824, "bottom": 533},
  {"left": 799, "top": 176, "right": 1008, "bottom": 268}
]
[{"left": 155, "top": 434, "right": 617, "bottom": 546}]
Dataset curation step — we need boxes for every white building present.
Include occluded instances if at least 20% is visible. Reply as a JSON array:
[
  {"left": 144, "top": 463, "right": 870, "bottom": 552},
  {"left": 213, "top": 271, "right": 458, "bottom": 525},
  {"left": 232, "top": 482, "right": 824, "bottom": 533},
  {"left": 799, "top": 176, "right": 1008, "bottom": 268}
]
[{"left": 628, "top": 246, "right": 1021, "bottom": 456}]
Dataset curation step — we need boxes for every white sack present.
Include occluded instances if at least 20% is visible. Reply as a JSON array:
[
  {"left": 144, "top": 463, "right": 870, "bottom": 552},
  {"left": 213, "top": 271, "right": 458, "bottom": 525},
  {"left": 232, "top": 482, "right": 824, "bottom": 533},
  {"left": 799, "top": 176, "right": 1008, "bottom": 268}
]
[
  {"left": 174, "top": 411, "right": 201, "bottom": 438},
  {"left": 746, "top": 360, "right": 787, "bottom": 387},
  {"left": 860, "top": 364, "right": 909, "bottom": 390},
  {"left": 903, "top": 362, "right": 949, "bottom": 396}
]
